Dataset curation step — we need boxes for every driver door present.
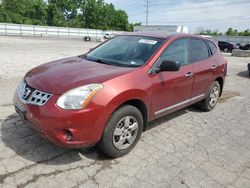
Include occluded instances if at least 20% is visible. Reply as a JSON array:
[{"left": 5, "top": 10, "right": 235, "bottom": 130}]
[{"left": 151, "top": 38, "right": 194, "bottom": 117}]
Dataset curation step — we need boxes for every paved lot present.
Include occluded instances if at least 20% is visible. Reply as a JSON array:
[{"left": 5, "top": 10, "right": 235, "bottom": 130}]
[
  {"left": 0, "top": 37, "right": 250, "bottom": 188},
  {"left": 0, "top": 36, "right": 99, "bottom": 79}
]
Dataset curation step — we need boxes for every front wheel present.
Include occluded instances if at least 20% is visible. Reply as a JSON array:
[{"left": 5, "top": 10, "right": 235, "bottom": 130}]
[
  {"left": 98, "top": 105, "right": 143, "bottom": 158},
  {"left": 199, "top": 81, "right": 221, "bottom": 111}
]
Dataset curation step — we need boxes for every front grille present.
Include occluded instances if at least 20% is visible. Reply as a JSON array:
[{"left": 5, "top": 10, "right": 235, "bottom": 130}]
[{"left": 18, "top": 80, "right": 52, "bottom": 106}]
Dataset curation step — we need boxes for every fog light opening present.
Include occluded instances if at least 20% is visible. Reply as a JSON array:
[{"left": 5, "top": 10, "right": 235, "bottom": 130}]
[{"left": 65, "top": 130, "right": 73, "bottom": 141}]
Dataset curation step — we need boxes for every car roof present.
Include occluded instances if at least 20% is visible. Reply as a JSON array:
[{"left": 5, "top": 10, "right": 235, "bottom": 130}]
[
  {"left": 119, "top": 32, "right": 216, "bottom": 43},
  {"left": 120, "top": 32, "right": 194, "bottom": 39}
]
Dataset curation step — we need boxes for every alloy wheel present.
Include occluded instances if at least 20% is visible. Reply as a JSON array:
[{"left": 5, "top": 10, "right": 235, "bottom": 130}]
[
  {"left": 209, "top": 86, "right": 220, "bottom": 107},
  {"left": 113, "top": 116, "right": 139, "bottom": 150}
]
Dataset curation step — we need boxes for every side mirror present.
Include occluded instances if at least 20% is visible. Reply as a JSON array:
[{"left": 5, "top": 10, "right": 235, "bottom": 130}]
[{"left": 159, "top": 60, "right": 180, "bottom": 72}]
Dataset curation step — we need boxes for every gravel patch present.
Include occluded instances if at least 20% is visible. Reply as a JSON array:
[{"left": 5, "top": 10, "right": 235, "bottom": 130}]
[{"left": 0, "top": 36, "right": 99, "bottom": 79}]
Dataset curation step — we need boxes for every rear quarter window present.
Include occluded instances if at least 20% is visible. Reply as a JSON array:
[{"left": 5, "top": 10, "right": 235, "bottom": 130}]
[
  {"left": 208, "top": 41, "right": 217, "bottom": 55},
  {"left": 190, "top": 39, "right": 210, "bottom": 62}
]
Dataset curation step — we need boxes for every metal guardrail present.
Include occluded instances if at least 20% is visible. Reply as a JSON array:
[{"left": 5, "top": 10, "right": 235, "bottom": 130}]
[{"left": 0, "top": 23, "right": 124, "bottom": 41}]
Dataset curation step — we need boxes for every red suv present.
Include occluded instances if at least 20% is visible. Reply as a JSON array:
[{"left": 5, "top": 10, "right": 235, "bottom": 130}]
[{"left": 13, "top": 33, "right": 227, "bottom": 158}]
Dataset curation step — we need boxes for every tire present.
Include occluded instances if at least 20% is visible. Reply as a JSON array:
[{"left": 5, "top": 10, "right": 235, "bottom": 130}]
[
  {"left": 199, "top": 81, "right": 221, "bottom": 111},
  {"left": 224, "top": 48, "right": 229, "bottom": 53},
  {"left": 248, "top": 64, "right": 250, "bottom": 77},
  {"left": 98, "top": 105, "right": 143, "bottom": 158}
]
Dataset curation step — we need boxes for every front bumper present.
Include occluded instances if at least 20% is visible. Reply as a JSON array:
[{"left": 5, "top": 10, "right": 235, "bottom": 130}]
[{"left": 13, "top": 89, "right": 107, "bottom": 148}]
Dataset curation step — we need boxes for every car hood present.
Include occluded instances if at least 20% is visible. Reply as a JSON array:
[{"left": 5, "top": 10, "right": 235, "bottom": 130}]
[{"left": 25, "top": 56, "right": 133, "bottom": 94}]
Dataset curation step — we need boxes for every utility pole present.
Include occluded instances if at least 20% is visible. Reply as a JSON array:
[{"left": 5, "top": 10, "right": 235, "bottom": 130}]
[{"left": 145, "top": 0, "right": 149, "bottom": 26}]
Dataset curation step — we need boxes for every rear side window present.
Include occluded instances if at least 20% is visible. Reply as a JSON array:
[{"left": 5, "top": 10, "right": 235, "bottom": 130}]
[
  {"left": 159, "top": 38, "right": 189, "bottom": 66},
  {"left": 208, "top": 41, "right": 217, "bottom": 55},
  {"left": 190, "top": 39, "right": 209, "bottom": 62}
]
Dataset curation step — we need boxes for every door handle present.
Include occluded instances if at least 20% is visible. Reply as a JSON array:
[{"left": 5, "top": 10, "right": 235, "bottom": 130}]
[
  {"left": 212, "top": 65, "right": 217, "bottom": 69},
  {"left": 185, "top": 72, "right": 193, "bottom": 77}
]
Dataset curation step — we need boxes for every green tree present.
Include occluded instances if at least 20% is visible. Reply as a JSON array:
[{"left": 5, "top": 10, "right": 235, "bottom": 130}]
[
  {"left": 2, "top": 0, "right": 47, "bottom": 25},
  {"left": 47, "top": 2, "right": 66, "bottom": 26},
  {"left": 99, "top": 3, "right": 116, "bottom": 30},
  {"left": 243, "top": 29, "right": 250, "bottom": 36},
  {"left": 112, "top": 10, "right": 130, "bottom": 31},
  {"left": 79, "top": 0, "right": 131, "bottom": 31},
  {"left": 0, "top": 0, "right": 132, "bottom": 31},
  {"left": 2, "top": 0, "right": 30, "bottom": 24},
  {"left": 197, "top": 28, "right": 250, "bottom": 36},
  {"left": 47, "top": 0, "right": 81, "bottom": 27},
  {"left": 197, "top": 29, "right": 220, "bottom": 36},
  {"left": 28, "top": 0, "right": 47, "bottom": 25},
  {"left": 239, "top": 29, "right": 250, "bottom": 36},
  {"left": 0, "top": 3, "right": 11, "bottom": 22},
  {"left": 80, "top": 0, "right": 104, "bottom": 29},
  {"left": 225, "top": 27, "right": 238, "bottom": 36},
  {"left": 129, "top": 22, "right": 141, "bottom": 32}
]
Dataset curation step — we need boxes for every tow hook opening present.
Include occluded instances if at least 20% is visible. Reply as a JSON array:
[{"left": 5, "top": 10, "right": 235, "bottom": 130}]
[
  {"left": 57, "top": 129, "right": 74, "bottom": 142},
  {"left": 65, "top": 130, "right": 73, "bottom": 141}
]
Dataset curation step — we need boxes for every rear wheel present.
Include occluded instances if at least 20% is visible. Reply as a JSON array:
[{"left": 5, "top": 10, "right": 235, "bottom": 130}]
[
  {"left": 248, "top": 64, "right": 250, "bottom": 77},
  {"left": 199, "top": 81, "right": 221, "bottom": 111},
  {"left": 98, "top": 105, "right": 143, "bottom": 158},
  {"left": 224, "top": 48, "right": 229, "bottom": 53}
]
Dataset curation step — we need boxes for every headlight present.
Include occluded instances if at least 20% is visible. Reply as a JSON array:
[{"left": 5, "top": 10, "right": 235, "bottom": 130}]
[{"left": 56, "top": 84, "right": 103, "bottom": 110}]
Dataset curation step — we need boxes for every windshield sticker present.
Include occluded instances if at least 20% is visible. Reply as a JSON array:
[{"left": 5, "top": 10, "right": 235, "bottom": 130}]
[{"left": 139, "top": 39, "right": 158, "bottom": 45}]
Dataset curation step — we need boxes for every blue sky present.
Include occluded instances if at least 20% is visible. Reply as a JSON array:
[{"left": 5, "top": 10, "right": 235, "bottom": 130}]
[{"left": 105, "top": 0, "right": 250, "bottom": 33}]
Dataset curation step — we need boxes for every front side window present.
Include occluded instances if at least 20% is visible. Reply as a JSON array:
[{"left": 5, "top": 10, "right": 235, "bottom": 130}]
[
  {"left": 190, "top": 39, "right": 209, "bottom": 62},
  {"left": 86, "top": 36, "right": 164, "bottom": 67},
  {"left": 159, "top": 38, "right": 189, "bottom": 66}
]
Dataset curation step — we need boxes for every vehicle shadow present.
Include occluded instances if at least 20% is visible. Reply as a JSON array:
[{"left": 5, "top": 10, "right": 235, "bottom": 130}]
[
  {"left": 0, "top": 113, "right": 110, "bottom": 165},
  {"left": 237, "top": 71, "right": 250, "bottom": 78},
  {"left": 146, "top": 106, "right": 202, "bottom": 130},
  {"left": 1, "top": 106, "right": 202, "bottom": 165}
]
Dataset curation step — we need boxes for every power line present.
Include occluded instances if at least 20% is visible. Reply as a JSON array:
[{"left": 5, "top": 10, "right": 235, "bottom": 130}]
[
  {"left": 151, "top": 17, "right": 250, "bottom": 25},
  {"left": 117, "top": 0, "right": 250, "bottom": 26},
  {"left": 137, "top": 1, "right": 250, "bottom": 15},
  {"left": 144, "top": 0, "right": 149, "bottom": 26},
  {"left": 149, "top": 0, "right": 249, "bottom": 7}
]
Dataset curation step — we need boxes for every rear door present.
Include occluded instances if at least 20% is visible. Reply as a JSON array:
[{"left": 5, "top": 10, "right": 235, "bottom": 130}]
[
  {"left": 190, "top": 38, "right": 217, "bottom": 101},
  {"left": 151, "top": 38, "right": 194, "bottom": 117}
]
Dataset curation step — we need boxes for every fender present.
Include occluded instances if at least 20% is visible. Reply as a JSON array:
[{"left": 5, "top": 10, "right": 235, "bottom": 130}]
[
  {"left": 91, "top": 87, "right": 152, "bottom": 140},
  {"left": 106, "top": 88, "right": 151, "bottom": 116}
]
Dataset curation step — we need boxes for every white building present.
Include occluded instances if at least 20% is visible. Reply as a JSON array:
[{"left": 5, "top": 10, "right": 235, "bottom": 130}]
[{"left": 134, "top": 25, "right": 189, "bottom": 34}]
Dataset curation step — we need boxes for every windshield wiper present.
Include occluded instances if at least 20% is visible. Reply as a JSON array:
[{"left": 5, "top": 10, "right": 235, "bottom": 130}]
[
  {"left": 85, "top": 56, "right": 118, "bottom": 66},
  {"left": 85, "top": 56, "right": 138, "bottom": 68}
]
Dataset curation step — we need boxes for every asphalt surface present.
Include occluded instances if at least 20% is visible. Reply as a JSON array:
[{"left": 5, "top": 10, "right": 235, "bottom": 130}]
[{"left": 0, "top": 37, "right": 250, "bottom": 188}]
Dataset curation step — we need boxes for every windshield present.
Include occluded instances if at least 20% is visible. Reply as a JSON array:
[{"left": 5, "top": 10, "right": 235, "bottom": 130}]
[{"left": 85, "top": 36, "right": 164, "bottom": 67}]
